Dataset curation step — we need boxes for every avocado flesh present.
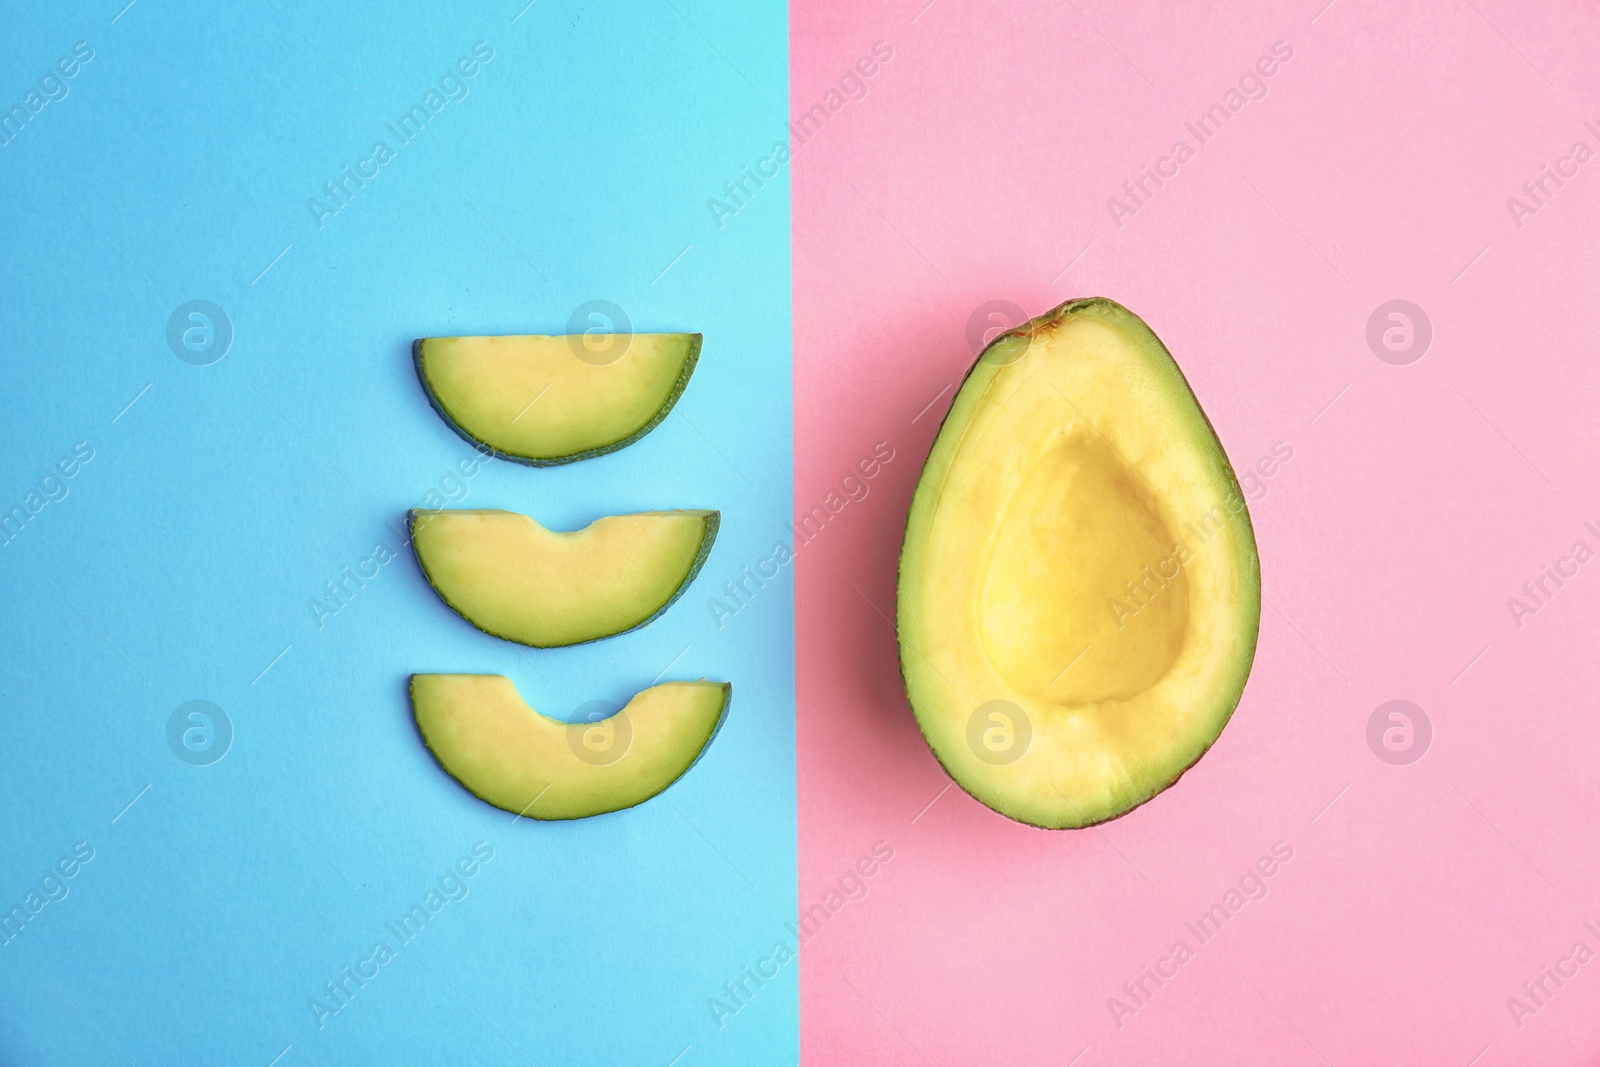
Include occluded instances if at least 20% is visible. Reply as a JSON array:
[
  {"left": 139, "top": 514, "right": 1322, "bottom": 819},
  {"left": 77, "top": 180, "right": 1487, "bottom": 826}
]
[
  {"left": 410, "top": 508, "right": 717, "bottom": 648},
  {"left": 414, "top": 333, "right": 701, "bottom": 465},
  {"left": 411, "top": 675, "right": 731, "bottom": 820},
  {"left": 898, "top": 298, "right": 1260, "bottom": 829}
]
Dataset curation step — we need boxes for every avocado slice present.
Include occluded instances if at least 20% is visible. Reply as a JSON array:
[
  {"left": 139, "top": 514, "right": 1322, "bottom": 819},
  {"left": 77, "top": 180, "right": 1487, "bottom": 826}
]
[
  {"left": 413, "top": 333, "right": 701, "bottom": 465},
  {"left": 897, "top": 298, "right": 1260, "bottom": 829},
  {"left": 409, "top": 508, "right": 718, "bottom": 648},
  {"left": 411, "top": 675, "right": 730, "bottom": 820}
]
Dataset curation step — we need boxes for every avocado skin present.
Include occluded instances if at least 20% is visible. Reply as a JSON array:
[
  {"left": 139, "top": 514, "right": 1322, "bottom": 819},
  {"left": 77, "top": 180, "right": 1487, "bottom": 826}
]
[
  {"left": 407, "top": 676, "right": 733, "bottom": 822},
  {"left": 406, "top": 508, "right": 720, "bottom": 649},
  {"left": 894, "top": 296, "right": 1261, "bottom": 830},
  {"left": 411, "top": 333, "right": 703, "bottom": 466}
]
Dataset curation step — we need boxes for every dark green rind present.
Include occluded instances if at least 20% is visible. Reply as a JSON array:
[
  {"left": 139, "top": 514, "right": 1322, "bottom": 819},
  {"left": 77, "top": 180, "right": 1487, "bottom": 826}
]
[
  {"left": 407, "top": 509, "right": 719, "bottom": 649},
  {"left": 895, "top": 296, "right": 1262, "bottom": 831},
  {"left": 412, "top": 334, "right": 703, "bottom": 466},
  {"left": 408, "top": 677, "right": 732, "bottom": 822}
]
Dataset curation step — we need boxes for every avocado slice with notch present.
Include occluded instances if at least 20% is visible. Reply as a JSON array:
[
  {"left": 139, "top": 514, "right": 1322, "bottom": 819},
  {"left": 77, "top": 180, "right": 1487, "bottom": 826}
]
[
  {"left": 897, "top": 297, "right": 1260, "bottom": 829},
  {"left": 410, "top": 675, "right": 730, "bottom": 820},
  {"left": 414, "top": 333, "right": 701, "bottom": 465},
  {"left": 410, "top": 508, "right": 718, "bottom": 648}
]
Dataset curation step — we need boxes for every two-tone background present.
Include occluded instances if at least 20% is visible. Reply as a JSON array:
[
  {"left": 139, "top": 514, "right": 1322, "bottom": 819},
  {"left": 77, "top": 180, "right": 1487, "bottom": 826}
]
[{"left": 3, "top": 1, "right": 1598, "bottom": 1063}]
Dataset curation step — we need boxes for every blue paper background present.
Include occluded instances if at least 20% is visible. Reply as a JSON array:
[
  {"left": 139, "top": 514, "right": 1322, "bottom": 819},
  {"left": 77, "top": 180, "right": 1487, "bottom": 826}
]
[{"left": 0, "top": 2, "right": 796, "bottom": 1063}]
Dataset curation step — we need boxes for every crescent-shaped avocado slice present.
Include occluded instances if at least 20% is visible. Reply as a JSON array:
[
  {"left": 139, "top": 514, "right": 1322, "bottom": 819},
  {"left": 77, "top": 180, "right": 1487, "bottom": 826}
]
[
  {"left": 409, "top": 508, "right": 718, "bottom": 648},
  {"left": 410, "top": 674, "right": 731, "bottom": 820},
  {"left": 414, "top": 333, "right": 701, "bottom": 465},
  {"left": 898, "top": 297, "right": 1261, "bottom": 829}
]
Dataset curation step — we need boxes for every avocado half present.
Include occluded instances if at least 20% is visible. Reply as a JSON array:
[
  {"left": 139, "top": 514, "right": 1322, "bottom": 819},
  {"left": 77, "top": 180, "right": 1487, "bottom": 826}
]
[
  {"left": 409, "top": 508, "right": 718, "bottom": 648},
  {"left": 414, "top": 333, "right": 701, "bottom": 465},
  {"left": 897, "top": 297, "right": 1260, "bottom": 829}
]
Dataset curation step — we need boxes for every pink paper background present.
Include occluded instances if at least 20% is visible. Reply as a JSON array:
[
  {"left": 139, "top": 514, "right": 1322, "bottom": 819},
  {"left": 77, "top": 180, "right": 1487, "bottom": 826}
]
[{"left": 790, "top": 1, "right": 1600, "bottom": 1063}]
